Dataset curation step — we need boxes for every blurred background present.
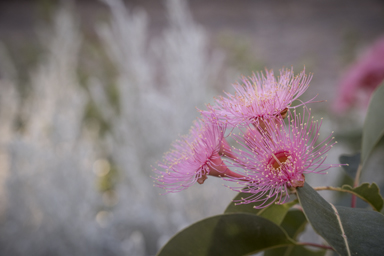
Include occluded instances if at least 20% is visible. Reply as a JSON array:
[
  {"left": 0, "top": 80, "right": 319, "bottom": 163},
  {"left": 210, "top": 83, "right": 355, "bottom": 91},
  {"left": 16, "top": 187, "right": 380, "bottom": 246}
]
[{"left": 0, "top": 0, "right": 383, "bottom": 255}]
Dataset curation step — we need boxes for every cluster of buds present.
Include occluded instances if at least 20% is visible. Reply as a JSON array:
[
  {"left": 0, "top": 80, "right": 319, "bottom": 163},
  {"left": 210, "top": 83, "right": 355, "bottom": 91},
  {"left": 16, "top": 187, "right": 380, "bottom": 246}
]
[{"left": 153, "top": 68, "right": 341, "bottom": 208}]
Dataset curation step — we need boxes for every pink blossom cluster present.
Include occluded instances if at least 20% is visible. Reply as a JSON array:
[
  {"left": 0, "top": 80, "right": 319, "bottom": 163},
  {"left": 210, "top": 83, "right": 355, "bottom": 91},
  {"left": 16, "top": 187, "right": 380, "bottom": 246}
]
[
  {"left": 153, "top": 68, "right": 341, "bottom": 208},
  {"left": 333, "top": 36, "right": 384, "bottom": 113}
]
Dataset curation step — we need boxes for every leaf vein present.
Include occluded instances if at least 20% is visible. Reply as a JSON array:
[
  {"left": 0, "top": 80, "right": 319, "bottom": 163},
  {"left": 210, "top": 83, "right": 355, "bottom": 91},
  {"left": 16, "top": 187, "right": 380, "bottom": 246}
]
[{"left": 330, "top": 203, "right": 351, "bottom": 256}]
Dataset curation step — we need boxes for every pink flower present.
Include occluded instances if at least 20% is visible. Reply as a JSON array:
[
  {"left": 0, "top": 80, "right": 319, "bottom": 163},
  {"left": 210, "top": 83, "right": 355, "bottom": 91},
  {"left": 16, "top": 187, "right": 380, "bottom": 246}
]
[
  {"left": 226, "top": 107, "right": 341, "bottom": 208},
  {"left": 153, "top": 117, "right": 242, "bottom": 193},
  {"left": 333, "top": 36, "right": 384, "bottom": 113},
  {"left": 200, "top": 68, "right": 314, "bottom": 128}
]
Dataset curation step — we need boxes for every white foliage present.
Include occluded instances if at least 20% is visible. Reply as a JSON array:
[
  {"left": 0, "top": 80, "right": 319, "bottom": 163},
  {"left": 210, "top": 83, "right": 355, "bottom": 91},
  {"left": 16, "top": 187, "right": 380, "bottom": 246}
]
[
  {"left": 0, "top": 0, "right": 234, "bottom": 255},
  {"left": 0, "top": 7, "right": 118, "bottom": 256},
  {"left": 0, "top": 43, "right": 20, "bottom": 217},
  {"left": 0, "top": 43, "right": 19, "bottom": 144},
  {"left": 94, "top": 0, "right": 233, "bottom": 254},
  {"left": 156, "top": 0, "right": 224, "bottom": 133}
]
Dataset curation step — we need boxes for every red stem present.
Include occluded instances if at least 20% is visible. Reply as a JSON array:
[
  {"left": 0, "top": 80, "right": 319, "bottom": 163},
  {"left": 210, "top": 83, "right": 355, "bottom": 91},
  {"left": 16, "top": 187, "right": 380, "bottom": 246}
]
[
  {"left": 352, "top": 164, "right": 362, "bottom": 208},
  {"left": 298, "top": 242, "right": 334, "bottom": 251}
]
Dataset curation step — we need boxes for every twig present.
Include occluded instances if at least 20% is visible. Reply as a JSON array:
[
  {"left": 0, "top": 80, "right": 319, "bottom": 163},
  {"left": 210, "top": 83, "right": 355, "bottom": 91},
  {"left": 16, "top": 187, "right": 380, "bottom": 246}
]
[
  {"left": 297, "top": 242, "right": 334, "bottom": 251},
  {"left": 351, "top": 164, "right": 363, "bottom": 208}
]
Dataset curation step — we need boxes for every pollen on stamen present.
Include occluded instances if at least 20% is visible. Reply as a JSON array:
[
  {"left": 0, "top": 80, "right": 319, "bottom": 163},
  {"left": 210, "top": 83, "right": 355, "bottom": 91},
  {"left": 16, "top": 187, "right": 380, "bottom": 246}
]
[{"left": 225, "top": 108, "right": 343, "bottom": 208}]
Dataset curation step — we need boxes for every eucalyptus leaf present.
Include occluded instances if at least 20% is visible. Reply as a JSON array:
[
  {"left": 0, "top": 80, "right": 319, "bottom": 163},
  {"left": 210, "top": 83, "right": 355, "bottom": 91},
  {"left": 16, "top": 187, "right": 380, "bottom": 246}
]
[
  {"left": 341, "top": 183, "right": 384, "bottom": 211},
  {"left": 361, "top": 82, "right": 384, "bottom": 170},
  {"left": 157, "top": 213, "right": 294, "bottom": 256},
  {"left": 280, "top": 209, "right": 307, "bottom": 239},
  {"left": 224, "top": 192, "right": 271, "bottom": 215},
  {"left": 224, "top": 191, "right": 298, "bottom": 226},
  {"left": 264, "top": 210, "right": 321, "bottom": 256},
  {"left": 339, "top": 153, "right": 360, "bottom": 179},
  {"left": 264, "top": 245, "right": 326, "bottom": 256},
  {"left": 297, "top": 183, "right": 384, "bottom": 256},
  {"left": 258, "top": 200, "right": 298, "bottom": 225}
]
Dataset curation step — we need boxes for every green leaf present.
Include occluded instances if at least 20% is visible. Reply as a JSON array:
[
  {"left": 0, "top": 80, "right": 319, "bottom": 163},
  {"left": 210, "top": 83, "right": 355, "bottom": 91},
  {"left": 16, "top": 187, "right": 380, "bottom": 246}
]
[
  {"left": 264, "top": 210, "right": 323, "bottom": 256},
  {"left": 264, "top": 245, "right": 326, "bottom": 256},
  {"left": 258, "top": 200, "right": 298, "bottom": 225},
  {"left": 157, "top": 213, "right": 294, "bottom": 256},
  {"left": 297, "top": 183, "right": 384, "bottom": 256},
  {"left": 280, "top": 209, "right": 307, "bottom": 239},
  {"left": 224, "top": 192, "right": 271, "bottom": 215},
  {"left": 362, "top": 82, "right": 384, "bottom": 169},
  {"left": 341, "top": 183, "right": 384, "bottom": 211},
  {"left": 224, "top": 192, "right": 298, "bottom": 225},
  {"left": 339, "top": 152, "right": 360, "bottom": 179}
]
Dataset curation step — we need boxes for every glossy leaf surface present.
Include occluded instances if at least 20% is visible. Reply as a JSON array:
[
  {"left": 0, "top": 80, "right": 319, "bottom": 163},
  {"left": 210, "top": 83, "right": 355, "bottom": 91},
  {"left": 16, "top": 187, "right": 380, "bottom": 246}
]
[
  {"left": 297, "top": 183, "right": 384, "bottom": 256},
  {"left": 341, "top": 183, "right": 384, "bottom": 211},
  {"left": 264, "top": 245, "right": 326, "bottom": 256},
  {"left": 224, "top": 191, "right": 298, "bottom": 226},
  {"left": 257, "top": 200, "right": 298, "bottom": 225},
  {"left": 157, "top": 213, "right": 294, "bottom": 256},
  {"left": 280, "top": 209, "right": 307, "bottom": 239},
  {"left": 264, "top": 209, "right": 323, "bottom": 256},
  {"left": 224, "top": 192, "right": 269, "bottom": 215}
]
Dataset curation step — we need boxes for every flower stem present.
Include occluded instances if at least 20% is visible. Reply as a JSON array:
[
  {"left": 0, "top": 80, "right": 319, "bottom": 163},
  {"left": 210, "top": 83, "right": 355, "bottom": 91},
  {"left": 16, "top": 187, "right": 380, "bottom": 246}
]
[
  {"left": 354, "top": 164, "right": 362, "bottom": 187},
  {"left": 351, "top": 164, "right": 362, "bottom": 208},
  {"left": 297, "top": 242, "right": 334, "bottom": 251}
]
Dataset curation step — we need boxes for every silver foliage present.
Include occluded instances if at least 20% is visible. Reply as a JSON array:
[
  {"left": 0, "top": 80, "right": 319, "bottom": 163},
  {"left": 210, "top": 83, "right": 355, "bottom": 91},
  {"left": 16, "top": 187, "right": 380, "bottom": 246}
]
[
  {"left": 0, "top": 0, "right": 234, "bottom": 255},
  {"left": 0, "top": 6, "right": 118, "bottom": 256},
  {"left": 94, "top": 0, "right": 233, "bottom": 254}
]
